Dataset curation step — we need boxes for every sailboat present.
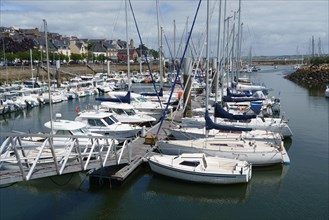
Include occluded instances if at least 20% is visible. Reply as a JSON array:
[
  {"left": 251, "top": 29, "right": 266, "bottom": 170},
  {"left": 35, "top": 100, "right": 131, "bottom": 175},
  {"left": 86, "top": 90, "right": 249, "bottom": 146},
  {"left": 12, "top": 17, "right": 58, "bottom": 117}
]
[
  {"left": 148, "top": 0, "right": 253, "bottom": 184},
  {"left": 180, "top": 109, "right": 293, "bottom": 138},
  {"left": 158, "top": 110, "right": 290, "bottom": 167},
  {"left": 148, "top": 153, "right": 252, "bottom": 184},
  {"left": 155, "top": 0, "right": 290, "bottom": 167}
]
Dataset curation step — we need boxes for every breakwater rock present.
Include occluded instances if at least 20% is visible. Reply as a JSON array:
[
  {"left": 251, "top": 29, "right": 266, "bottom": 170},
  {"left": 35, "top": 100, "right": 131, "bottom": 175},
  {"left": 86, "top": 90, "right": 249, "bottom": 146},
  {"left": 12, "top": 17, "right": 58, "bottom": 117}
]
[{"left": 284, "top": 64, "right": 329, "bottom": 86}]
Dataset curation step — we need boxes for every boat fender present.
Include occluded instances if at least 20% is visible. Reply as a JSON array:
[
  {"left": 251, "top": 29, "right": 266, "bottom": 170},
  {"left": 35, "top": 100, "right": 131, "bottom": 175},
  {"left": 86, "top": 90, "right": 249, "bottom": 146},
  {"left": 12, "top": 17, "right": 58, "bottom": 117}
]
[{"left": 75, "top": 106, "right": 79, "bottom": 113}]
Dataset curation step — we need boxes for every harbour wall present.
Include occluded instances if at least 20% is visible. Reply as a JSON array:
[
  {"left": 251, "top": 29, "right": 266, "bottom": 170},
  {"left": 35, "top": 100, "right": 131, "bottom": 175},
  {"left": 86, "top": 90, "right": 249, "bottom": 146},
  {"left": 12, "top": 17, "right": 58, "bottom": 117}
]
[{"left": 284, "top": 64, "right": 329, "bottom": 86}]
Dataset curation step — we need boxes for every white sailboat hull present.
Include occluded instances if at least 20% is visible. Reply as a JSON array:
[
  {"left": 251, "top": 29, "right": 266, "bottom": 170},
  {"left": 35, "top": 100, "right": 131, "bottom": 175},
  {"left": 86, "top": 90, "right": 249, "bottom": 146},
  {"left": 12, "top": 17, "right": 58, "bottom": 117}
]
[
  {"left": 157, "top": 138, "right": 290, "bottom": 166},
  {"left": 181, "top": 116, "right": 293, "bottom": 137},
  {"left": 168, "top": 127, "right": 282, "bottom": 144},
  {"left": 148, "top": 153, "right": 252, "bottom": 184}
]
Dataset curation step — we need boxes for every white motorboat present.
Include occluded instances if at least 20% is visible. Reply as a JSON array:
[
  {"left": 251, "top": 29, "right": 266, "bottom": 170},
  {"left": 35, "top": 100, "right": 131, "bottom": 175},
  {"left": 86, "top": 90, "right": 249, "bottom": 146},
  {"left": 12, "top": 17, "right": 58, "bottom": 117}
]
[
  {"left": 43, "top": 116, "right": 113, "bottom": 146},
  {"left": 100, "top": 102, "right": 157, "bottom": 127},
  {"left": 0, "top": 114, "right": 118, "bottom": 170},
  {"left": 15, "top": 89, "right": 40, "bottom": 107},
  {"left": 2, "top": 92, "right": 27, "bottom": 111},
  {"left": 10, "top": 114, "right": 116, "bottom": 149},
  {"left": 235, "top": 83, "right": 267, "bottom": 92},
  {"left": 148, "top": 153, "right": 252, "bottom": 184},
  {"left": 42, "top": 90, "right": 66, "bottom": 104},
  {"left": 105, "top": 91, "right": 172, "bottom": 121},
  {"left": 157, "top": 137, "right": 290, "bottom": 166},
  {"left": 75, "top": 110, "right": 142, "bottom": 141}
]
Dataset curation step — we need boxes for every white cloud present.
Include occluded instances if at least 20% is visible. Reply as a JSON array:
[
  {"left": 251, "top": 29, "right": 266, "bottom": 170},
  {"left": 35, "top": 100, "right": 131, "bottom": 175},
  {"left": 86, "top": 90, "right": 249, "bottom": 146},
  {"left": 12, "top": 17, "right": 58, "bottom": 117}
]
[{"left": 1, "top": 0, "right": 328, "bottom": 56}]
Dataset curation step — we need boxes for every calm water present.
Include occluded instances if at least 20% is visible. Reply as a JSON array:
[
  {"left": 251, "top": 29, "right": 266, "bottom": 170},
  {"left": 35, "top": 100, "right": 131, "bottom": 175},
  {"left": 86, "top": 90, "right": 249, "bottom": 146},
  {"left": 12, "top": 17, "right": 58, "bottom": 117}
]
[{"left": 0, "top": 66, "right": 328, "bottom": 220}]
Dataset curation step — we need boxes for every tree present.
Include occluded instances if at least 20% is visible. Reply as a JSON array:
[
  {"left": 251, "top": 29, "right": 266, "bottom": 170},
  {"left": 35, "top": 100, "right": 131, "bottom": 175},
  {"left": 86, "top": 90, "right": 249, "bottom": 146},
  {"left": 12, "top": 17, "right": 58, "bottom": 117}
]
[
  {"left": 150, "top": 49, "right": 159, "bottom": 59},
  {"left": 137, "top": 44, "right": 149, "bottom": 56},
  {"left": 70, "top": 53, "right": 82, "bottom": 62},
  {"left": 96, "top": 54, "right": 106, "bottom": 64}
]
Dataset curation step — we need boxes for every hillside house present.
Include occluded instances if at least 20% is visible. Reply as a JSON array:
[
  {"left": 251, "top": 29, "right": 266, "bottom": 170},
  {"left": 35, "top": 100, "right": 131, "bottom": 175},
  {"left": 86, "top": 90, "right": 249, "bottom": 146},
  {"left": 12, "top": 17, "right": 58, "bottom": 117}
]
[{"left": 117, "top": 49, "right": 139, "bottom": 62}]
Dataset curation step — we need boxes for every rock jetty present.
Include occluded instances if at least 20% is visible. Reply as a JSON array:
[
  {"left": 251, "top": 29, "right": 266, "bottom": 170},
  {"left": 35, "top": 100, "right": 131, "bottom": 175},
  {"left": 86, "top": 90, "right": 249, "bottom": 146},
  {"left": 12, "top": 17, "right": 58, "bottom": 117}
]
[{"left": 284, "top": 64, "right": 329, "bottom": 86}]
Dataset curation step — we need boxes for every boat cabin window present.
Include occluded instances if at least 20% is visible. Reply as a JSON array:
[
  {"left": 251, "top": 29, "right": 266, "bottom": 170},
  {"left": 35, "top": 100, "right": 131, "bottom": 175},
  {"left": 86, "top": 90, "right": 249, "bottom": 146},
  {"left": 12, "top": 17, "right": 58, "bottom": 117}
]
[
  {"left": 125, "top": 109, "right": 136, "bottom": 116},
  {"left": 112, "top": 108, "right": 125, "bottom": 115},
  {"left": 71, "top": 128, "right": 89, "bottom": 135},
  {"left": 104, "top": 115, "right": 119, "bottom": 125},
  {"left": 88, "top": 119, "right": 105, "bottom": 127},
  {"left": 179, "top": 161, "right": 200, "bottom": 167},
  {"left": 210, "top": 143, "right": 228, "bottom": 146},
  {"left": 134, "top": 97, "right": 146, "bottom": 103},
  {"left": 103, "top": 117, "right": 115, "bottom": 126}
]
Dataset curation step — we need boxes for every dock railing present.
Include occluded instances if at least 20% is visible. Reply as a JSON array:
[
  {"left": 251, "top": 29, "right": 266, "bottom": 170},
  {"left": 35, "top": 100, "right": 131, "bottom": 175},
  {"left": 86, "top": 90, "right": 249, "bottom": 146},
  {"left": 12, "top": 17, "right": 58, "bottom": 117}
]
[{"left": 0, "top": 133, "right": 131, "bottom": 185}]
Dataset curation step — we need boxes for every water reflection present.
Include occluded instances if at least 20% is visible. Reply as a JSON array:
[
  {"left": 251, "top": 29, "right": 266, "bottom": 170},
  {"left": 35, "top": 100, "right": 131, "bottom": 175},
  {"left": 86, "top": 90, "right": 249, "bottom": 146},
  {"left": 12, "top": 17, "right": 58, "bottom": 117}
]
[
  {"left": 146, "top": 163, "right": 289, "bottom": 205},
  {"left": 251, "top": 165, "right": 289, "bottom": 188},
  {"left": 305, "top": 84, "right": 327, "bottom": 97},
  {"left": 284, "top": 138, "right": 293, "bottom": 151},
  {"left": 9, "top": 172, "right": 88, "bottom": 193},
  {"left": 147, "top": 171, "right": 251, "bottom": 204}
]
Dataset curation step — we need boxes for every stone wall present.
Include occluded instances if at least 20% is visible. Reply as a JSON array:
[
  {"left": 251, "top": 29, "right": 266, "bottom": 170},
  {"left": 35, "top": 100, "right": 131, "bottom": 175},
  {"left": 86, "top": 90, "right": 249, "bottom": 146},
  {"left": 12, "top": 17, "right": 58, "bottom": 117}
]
[{"left": 284, "top": 64, "right": 329, "bottom": 86}]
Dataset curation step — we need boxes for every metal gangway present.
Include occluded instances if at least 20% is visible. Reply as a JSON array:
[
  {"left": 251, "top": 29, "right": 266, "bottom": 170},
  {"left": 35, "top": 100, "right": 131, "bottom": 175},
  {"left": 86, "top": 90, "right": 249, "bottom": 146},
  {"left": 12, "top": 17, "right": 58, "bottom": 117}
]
[{"left": 0, "top": 133, "right": 132, "bottom": 185}]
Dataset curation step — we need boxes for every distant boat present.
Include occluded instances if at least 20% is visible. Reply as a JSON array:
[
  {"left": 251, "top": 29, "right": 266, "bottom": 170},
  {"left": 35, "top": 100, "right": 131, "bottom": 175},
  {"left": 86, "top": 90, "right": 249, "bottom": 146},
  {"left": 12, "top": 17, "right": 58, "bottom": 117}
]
[
  {"left": 148, "top": 153, "right": 252, "bottom": 184},
  {"left": 325, "top": 85, "right": 329, "bottom": 98}
]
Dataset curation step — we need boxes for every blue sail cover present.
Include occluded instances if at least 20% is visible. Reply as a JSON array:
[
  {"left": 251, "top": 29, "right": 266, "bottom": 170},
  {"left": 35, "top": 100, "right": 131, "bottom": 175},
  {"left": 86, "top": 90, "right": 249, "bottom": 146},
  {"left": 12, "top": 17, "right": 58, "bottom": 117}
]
[
  {"left": 95, "top": 91, "right": 131, "bottom": 104},
  {"left": 250, "top": 101, "right": 262, "bottom": 115},
  {"left": 140, "top": 88, "right": 163, "bottom": 97},
  {"left": 214, "top": 103, "right": 256, "bottom": 120},
  {"left": 205, "top": 111, "right": 252, "bottom": 131},
  {"left": 223, "top": 95, "right": 265, "bottom": 102}
]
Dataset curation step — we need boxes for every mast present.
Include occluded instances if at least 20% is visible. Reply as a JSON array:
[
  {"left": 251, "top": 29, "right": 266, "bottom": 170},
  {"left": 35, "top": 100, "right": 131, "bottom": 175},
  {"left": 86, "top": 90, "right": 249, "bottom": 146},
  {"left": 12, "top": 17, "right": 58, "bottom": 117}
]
[
  {"left": 214, "top": 0, "right": 222, "bottom": 123},
  {"left": 30, "top": 49, "right": 34, "bottom": 88},
  {"left": 139, "top": 45, "right": 142, "bottom": 74},
  {"left": 225, "top": 15, "right": 232, "bottom": 88},
  {"left": 230, "top": 11, "right": 236, "bottom": 84},
  {"left": 173, "top": 19, "right": 176, "bottom": 72},
  {"left": 40, "top": 45, "right": 44, "bottom": 82},
  {"left": 2, "top": 38, "right": 8, "bottom": 83},
  {"left": 236, "top": 0, "right": 242, "bottom": 77},
  {"left": 205, "top": 0, "right": 210, "bottom": 137},
  {"left": 160, "top": 26, "right": 163, "bottom": 89},
  {"left": 43, "top": 19, "right": 54, "bottom": 131},
  {"left": 220, "top": 0, "right": 227, "bottom": 105},
  {"left": 156, "top": 0, "right": 163, "bottom": 89},
  {"left": 125, "top": 0, "right": 131, "bottom": 91}
]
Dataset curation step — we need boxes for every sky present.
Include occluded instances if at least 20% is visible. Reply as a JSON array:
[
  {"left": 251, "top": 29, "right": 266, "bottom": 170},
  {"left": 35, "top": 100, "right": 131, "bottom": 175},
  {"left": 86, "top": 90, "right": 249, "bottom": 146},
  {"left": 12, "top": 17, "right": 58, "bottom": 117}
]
[{"left": 0, "top": 0, "right": 328, "bottom": 57}]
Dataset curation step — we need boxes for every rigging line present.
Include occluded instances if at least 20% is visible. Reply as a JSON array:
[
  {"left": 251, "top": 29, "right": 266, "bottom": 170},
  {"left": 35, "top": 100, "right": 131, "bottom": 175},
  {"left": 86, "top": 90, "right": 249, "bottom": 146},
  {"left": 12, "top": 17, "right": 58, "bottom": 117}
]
[
  {"left": 173, "top": 21, "right": 208, "bottom": 118},
  {"left": 163, "top": 33, "right": 174, "bottom": 66},
  {"left": 163, "top": 9, "right": 208, "bottom": 125},
  {"left": 156, "top": 0, "right": 203, "bottom": 136},
  {"left": 110, "top": 0, "right": 124, "bottom": 40},
  {"left": 163, "top": 32, "right": 184, "bottom": 91},
  {"left": 128, "top": 0, "right": 163, "bottom": 108},
  {"left": 175, "top": 17, "right": 188, "bottom": 60}
]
